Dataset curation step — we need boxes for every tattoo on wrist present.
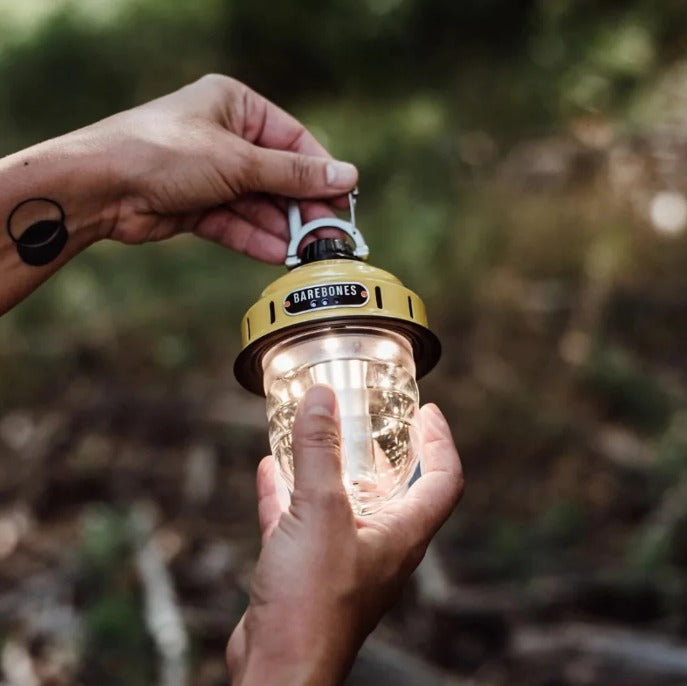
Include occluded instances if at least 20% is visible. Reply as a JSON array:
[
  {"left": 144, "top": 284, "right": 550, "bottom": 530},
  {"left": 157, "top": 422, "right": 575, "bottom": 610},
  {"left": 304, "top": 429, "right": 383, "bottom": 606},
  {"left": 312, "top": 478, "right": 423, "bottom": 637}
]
[{"left": 7, "top": 197, "right": 68, "bottom": 266}]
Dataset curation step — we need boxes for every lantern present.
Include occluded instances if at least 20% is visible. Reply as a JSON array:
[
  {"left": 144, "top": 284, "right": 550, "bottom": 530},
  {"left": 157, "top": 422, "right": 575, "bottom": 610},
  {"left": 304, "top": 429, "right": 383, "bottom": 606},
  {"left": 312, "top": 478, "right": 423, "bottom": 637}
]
[{"left": 234, "top": 192, "right": 440, "bottom": 514}]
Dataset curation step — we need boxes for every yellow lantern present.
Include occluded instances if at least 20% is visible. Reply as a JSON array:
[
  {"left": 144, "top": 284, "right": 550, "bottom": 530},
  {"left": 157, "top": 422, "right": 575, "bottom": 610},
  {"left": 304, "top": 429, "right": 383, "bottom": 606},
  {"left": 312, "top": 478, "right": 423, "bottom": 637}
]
[{"left": 235, "top": 192, "right": 440, "bottom": 514}]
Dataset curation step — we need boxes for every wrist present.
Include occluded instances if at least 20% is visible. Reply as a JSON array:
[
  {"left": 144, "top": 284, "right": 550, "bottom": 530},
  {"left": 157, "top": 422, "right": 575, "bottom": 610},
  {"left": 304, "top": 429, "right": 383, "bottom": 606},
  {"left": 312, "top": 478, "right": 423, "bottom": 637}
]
[
  {"left": 1, "top": 129, "right": 123, "bottom": 248},
  {"left": 234, "top": 604, "right": 359, "bottom": 686},
  {"left": 236, "top": 653, "right": 328, "bottom": 686}
]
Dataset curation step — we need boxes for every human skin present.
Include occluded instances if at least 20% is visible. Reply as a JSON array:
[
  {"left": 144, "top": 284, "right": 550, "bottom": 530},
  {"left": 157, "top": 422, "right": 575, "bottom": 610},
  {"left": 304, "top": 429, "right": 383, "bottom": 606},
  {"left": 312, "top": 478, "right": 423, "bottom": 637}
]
[
  {"left": 0, "top": 74, "right": 463, "bottom": 684},
  {"left": 226, "top": 385, "right": 463, "bottom": 686},
  {"left": 0, "top": 73, "right": 358, "bottom": 314}
]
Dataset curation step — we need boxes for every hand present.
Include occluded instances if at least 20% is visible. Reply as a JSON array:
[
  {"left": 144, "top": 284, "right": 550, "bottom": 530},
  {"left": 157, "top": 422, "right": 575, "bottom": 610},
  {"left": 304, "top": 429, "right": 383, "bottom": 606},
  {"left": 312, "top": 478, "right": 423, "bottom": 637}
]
[
  {"left": 226, "top": 385, "right": 463, "bottom": 686},
  {"left": 0, "top": 74, "right": 356, "bottom": 313},
  {"left": 90, "top": 74, "right": 358, "bottom": 262}
]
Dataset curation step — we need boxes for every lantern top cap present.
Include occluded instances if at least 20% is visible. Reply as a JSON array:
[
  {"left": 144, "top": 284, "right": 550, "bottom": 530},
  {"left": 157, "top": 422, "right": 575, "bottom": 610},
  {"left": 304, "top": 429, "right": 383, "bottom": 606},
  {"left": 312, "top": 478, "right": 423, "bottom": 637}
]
[{"left": 285, "top": 189, "right": 369, "bottom": 268}]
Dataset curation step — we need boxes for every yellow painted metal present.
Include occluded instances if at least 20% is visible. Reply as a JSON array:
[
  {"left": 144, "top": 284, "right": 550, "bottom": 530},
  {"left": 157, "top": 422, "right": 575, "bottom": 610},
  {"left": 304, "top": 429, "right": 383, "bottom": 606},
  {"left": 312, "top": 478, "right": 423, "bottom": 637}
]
[{"left": 239, "top": 259, "right": 429, "bottom": 350}]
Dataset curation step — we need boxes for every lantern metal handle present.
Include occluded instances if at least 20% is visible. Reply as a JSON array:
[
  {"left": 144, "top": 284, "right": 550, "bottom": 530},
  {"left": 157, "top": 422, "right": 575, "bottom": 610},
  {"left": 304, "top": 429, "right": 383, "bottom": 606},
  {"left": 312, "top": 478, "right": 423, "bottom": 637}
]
[{"left": 285, "top": 189, "right": 369, "bottom": 268}]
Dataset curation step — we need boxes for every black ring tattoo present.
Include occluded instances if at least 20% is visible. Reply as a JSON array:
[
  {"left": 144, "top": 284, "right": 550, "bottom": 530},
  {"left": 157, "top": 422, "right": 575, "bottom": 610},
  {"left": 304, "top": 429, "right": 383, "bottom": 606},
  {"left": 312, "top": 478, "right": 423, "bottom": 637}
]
[{"left": 7, "top": 197, "right": 68, "bottom": 267}]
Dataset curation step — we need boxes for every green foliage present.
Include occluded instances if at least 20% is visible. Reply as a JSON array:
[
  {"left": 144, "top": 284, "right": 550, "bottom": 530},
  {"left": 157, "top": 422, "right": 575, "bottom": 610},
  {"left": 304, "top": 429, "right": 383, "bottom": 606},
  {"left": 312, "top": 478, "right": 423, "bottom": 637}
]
[
  {"left": 655, "top": 415, "right": 687, "bottom": 479},
  {"left": 0, "top": 0, "right": 685, "bottom": 335},
  {"left": 81, "top": 593, "right": 155, "bottom": 686},
  {"left": 80, "top": 506, "right": 133, "bottom": 572},
  {"left": 584, "top": 343, "right": 674, "bottom": 435},
  {"left": 76, "top": 507, "right": 155, "bottom": 686},
  {"left": 482, "top": 501, "right": 588, "bottom": 580}
]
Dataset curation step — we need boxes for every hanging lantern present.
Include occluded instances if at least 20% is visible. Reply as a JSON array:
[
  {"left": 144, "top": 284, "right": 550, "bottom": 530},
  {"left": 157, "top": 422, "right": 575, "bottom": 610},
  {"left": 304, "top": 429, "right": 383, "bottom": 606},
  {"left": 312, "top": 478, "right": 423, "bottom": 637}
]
[{"left": 234, "top": 192, "right": 441, "bottom": 514}]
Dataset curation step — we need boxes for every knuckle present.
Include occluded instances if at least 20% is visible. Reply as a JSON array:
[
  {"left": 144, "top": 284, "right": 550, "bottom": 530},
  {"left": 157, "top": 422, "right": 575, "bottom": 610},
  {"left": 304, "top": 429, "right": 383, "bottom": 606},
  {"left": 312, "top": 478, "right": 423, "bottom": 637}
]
[
  {"left": 196, "top": 74, "right": 246, "bottom": 130},
  {"left": 304, "top": 428, "right": 341, "bottom": 450},
  {"left": 234, "top": 143, "right": 260, "bottom": 192},
  {"left": 309, "top": 487, "right": 349, "bottom": 513},
  {"left": 290, "top": 154, "right": 315, "bottom": 188},
  {"left": 296, "top": 426, "right": 341, "bottom": 452},
  {"left": 293, "top": 413, "right": 340, "bottom": 450},
  {"left": 198, "top": 72, "right": 234, "bottom": 89}
]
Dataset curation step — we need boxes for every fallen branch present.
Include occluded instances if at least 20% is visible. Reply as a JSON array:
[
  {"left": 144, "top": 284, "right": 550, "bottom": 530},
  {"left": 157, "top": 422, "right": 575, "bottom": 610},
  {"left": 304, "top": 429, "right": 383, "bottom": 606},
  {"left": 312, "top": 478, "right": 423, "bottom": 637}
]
[
  {"left": 347, "top": 633, "right": 466, "bottom": 686},
  {"left": 513, "top": 622, "right": 687, "bottom": 677},
  {"left": 132, "top": 505, "right": 189, "bottom": 686}
]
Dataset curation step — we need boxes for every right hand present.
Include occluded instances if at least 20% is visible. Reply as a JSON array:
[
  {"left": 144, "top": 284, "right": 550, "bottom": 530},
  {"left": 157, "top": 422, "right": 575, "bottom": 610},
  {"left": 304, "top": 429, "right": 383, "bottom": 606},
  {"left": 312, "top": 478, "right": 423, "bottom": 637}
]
[{"left": 226, "top": 385, "right": 464, "bottom": 686}]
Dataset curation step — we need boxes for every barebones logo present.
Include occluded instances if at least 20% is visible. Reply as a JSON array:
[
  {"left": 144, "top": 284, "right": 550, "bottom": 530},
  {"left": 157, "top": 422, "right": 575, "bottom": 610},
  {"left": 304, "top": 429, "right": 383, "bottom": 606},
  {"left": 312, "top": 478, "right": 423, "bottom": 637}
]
[{"left": 283, "top": 282, "right": 369, "bottom": 315}]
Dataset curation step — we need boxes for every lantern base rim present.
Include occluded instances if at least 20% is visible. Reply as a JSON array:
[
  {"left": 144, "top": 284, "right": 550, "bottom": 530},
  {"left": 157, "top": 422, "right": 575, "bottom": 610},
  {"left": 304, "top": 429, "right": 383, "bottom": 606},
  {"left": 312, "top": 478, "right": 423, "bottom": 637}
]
[{"left": 234, "top": 315, "right": 441, "bottom": 396}]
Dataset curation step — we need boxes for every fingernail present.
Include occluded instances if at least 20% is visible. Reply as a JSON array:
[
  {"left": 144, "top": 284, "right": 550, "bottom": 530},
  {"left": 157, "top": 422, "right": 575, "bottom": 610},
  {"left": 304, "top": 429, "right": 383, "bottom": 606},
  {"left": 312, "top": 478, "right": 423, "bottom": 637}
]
[
  {"left": 302, "top": 384, "right": 336, "bottom": 417},
  {"left": 326, "top": 161, "right": 358, "bottom": 188}
]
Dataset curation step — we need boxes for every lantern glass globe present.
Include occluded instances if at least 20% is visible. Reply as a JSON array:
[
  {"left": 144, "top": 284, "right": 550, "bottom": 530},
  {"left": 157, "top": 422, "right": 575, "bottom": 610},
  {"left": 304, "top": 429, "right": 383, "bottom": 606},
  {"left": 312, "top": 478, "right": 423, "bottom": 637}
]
[{"left": 262, "top": 326, "right": 421, "bottom": 515}]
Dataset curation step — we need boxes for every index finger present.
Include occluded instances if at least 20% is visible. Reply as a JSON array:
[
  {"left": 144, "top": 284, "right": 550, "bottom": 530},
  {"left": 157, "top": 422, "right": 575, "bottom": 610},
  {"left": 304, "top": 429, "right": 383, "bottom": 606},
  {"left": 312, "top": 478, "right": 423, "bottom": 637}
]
[
  {"left": 242, "top": 86, "right": 332, "bottom": 158},
  {"left": 398, "top": 404, "right": 464, "bottom": 542}
]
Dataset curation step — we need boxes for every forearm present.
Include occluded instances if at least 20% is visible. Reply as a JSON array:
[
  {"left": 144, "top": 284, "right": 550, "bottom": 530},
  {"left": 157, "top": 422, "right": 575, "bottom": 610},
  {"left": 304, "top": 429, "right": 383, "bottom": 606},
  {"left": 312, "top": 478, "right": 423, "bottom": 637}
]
[{"left": 0, "top": 130, "right": 117, "bottom": 315}]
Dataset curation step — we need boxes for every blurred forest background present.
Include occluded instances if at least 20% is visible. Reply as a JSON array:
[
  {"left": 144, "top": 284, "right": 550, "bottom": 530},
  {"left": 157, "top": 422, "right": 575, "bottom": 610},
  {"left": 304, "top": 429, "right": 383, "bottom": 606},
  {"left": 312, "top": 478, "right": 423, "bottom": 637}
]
[{"left": 3, "top": 0, "right": 687, "bottom": 684}]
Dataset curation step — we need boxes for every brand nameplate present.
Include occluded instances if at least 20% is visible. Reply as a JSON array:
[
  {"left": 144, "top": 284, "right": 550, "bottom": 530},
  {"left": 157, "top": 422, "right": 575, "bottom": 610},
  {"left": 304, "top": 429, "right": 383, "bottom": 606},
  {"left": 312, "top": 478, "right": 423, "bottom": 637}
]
[{"left": 283, "top": 282, "right": 369, "bottom": 315}]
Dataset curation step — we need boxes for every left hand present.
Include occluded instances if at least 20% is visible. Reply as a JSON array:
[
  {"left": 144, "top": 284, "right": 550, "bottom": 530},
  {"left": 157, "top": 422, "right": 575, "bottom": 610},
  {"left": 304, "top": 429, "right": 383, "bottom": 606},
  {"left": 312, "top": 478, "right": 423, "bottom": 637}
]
[
  {"left": 0, "top": 74, "right": 357, "bottom": 313},
  {"left": 89, "top": 73, "right": 358, "bottom": 262}
]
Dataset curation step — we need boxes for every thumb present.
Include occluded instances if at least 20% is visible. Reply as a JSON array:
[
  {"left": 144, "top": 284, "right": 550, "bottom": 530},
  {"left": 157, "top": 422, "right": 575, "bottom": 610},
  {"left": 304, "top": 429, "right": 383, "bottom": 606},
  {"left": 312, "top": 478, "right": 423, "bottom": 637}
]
[
  {"left": 240, "top": 145, "right": 358, "bottom": 198},
  {"left": 291, "top": 384, "right": 344, "bottom": 493}
]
